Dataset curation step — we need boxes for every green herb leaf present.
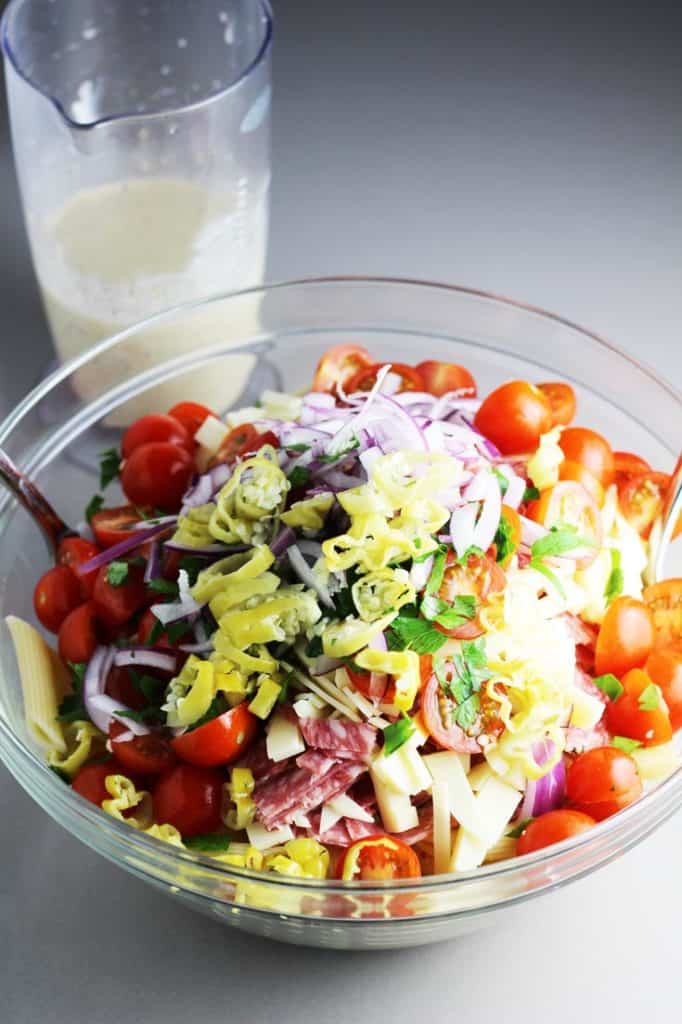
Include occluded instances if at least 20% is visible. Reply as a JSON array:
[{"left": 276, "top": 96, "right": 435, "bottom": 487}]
[
  {"left": 420, "top": 593, "right": 476, "bottom": 630},
  {"left": 387, "top": 612, "right": 448, "bottom": 655},
  {"left": 425, "top": 546, "right": 448, "bottom": 595},
  {"left": 286, "top": 443, "right": 310, "bottom": 453},
  {"left": 492, "top": 467, "right": 510, "bottom": 496},
  {"left": 604, "top": 549, "right": 624, "bottom": 606},
  {"left": 305, "top": 635, "right": 324, "bottom": 658},
  {"left": 455, "top": 545, "right": 485, "bottom": 566},
  {"left": 128, "top": 669, "right": 166, "bottom": 705},
  {"left": 612, "top": 736, "right": 643, "bottom": 754},
  {"left": 187, "top": 694, "right": 228, "bottom": 731},
  {"left": 318, "top": 437, "right": 360, "bottom": 463},
  {"left": 523, "top": 486, "right": 541, "bottom": 503},
  {"left": 288, "top": 466, "right": 310, "bottom": 489},
  {"left": 530, "top": 525, "right": 596, "bottom": 561},
  {"left": 592, "top": 673, "right": 624, "bottom": 701},
  {"left": 454, "top": 692, "right": 480, "bottom": 730},
  {"left": 507, "top": 817, "right": 533, "bottom": 839},
  {"left": 56, "top": 662, "right": 88, "bottom": 723},
  {"left": 184, "top": 834, "right": 232, "bottom": 853},
  {"left": 148, "top": 578, "right": 179, "bottom": 596},
  {"left": 85, "top": 493, "right": 104, "bottom": 523},
  {"left": 165, "top": 621, "right": 190, "bottom": 645},
  {"left": 529, "top": 558, "right": 567, "bottom": 599},
  {"left": 383, "top": 714, "right": 416, "bottom": 755},
  {"left": 99, "top": 447, "right": 121, "bottom": 489},
  {"left": 448, "top": 638, "right": 489, "bottom": 729},
  {"left": 148, "top": 617, "right": 164, "bottom": 645},
  {"left": 494, "top": 514, "right": 516, "bottom": 564},
  {"left": 106, "top": 560, "right": 129, "bottom": 587},
  {"left": 638, "top": 683, "right": 660, "bottom": 712},
  {"left": 178, "top": 556, "right": 205, "bottom": 586},
  {"left": 113, "top": 706, "right": 162, "bottom": 724}
]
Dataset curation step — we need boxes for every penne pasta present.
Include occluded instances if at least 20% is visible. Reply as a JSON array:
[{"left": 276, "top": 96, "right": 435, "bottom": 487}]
[{"left": 6, "top": 615, "right": 70, "bottom": 753}]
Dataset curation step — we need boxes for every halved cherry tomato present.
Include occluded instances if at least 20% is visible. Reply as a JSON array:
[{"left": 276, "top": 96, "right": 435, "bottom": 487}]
[
  {"left": 105, "top": 665, "right": 148, "bottom": 710},
  {"left": 558, "top": 460, "right": 605, "bottom": 506},
  {"left": 109, "top": 720, "right": 177, "bottom": 776},
  {"left": 336, "top": 835, "right": 421, "bottom": 881},
  {"left": 58, "top": 601, "right": 100, "bottom": 664},
  {"left": 213, "top": 423, "right": 278, "bottom": 466},
  {"left": 516, "top": 809, "right": 595, "bottom": 855},
  {"left": 72, "top": 760, "right": 123, "bottom": 806},
  {"left": 151, "top": 764, "right": 224, "bottom": 836},
  {"left": 167, "top": 401, "right": 216, "bottom": 439},
  {"left": 437, "top": 551, "right": 505, "bottom": 639},
  {"left": 526, "top": 481, "right": 602, "bottom": 569},
  {"left": 614, "top": 451, "right": 651, "bottom": 480},
  {"left": 566, "top": 746, "right": 642, "bottom": 821},
  {"left": 346, "top": 362, "right": 424, "bottom": 394},
  {"left": 91, "top": 505, "right": 144, "bottom": 548},
  {"left": 646, "top": 644, "right": 682, "bottom": 730},
  {"left": 538, "top": 381, "right": 577, "bottom": 427},
  {"left": 643, "top": 580, "right": 682, "bottom": 647},
  {"left": 617, "top": 471, "right": 670, "bottom": 539},
  {"left": 57, "top": 537, "right": 101, "bottom": 597},
  {"left": 121, "top": 442, "right": 194, "bottom": 511},
  {"left": 346, "top": 666, "right": 398, "bottom": 705},
  {"left": 421, "top": 672, "right": 481, "bottom": 753},
  {"left": 136, "top": 608, "right": 191, "bottom": 647},
  {"left": 171, "top": 703, "right": 258, "bottom": 767},
  {"left": 33, "top": 566, "right": 84, "bottom": 633},
  {"left": 312, "top": 343, "right": 373, "bottom": 393},
  {"left": 121, "top": 414, "right": 192, "bottom": 459},
  {"left": 416, "top": 360, "right": 477, "bottom": 398},
  {"left": 474, "top": 380, "right": 552, "bottom": 455},
  {"left": 558, "top": 427, "right": 615, "bottom": 487},
  {"left": 605, "top": 667, "right": 672, "bottom": 747},
  {"left": 93, "top": 564, "right": 148, "bottom": 628},
  {"left": 594, "top": 596, "right": 655, "bottom": 678}
]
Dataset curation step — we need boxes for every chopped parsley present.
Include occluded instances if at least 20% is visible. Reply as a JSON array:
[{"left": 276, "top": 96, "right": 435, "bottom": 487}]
[
  {"left": 435, "top": 638, "right": 489, "bottom": 731},
  {"left": 114, "top": 706, "right": 162, "bottom": 724},
  {"left": 454, "top": 545, "right": 485, "bottom": 567},
  {"left": 106, "top": 560, "right": 129, "bottom": 587},
  {"left": 530, "top": 524, "right": 596, "bottom": 561},
  {"left": 604, "top": 549, "right": 624, "bottom": 605},
  {"left": 592, "top": 673, "right": 624, "bottom": 702},
  {"left": 288, "top": 466, "right": 310, "bottom": 489},
  {"left": 492, "top": 467, "right": 509, "bottom": 496},
  {"left": 425, "top": 545, "right": 448, "bottom": 595},
  {"left": 305, "top": 635, "right": 324, "bottom": 658},
  {"left": 507, "top": 817, "right": 533, "bottom": 839},
  {"left": 56, "top": 662, "right": 88, "bottom": 723},
  {"left": 420, "top": 592, "right": 476, "bottom": 630},
  {"left": 99, "top": 447, "right": 121, "bottom": 489},
  {"left": 184, "top": 834, "right": 232, "bottom": 853},
  {"left": 523, "top": 485, "right": 541, "bottom": 503},
  {"left": 148, "top": 577, "right": 179, "bottom": 596},
  {"left": 147, "top": 617, "right": 188, "bottom": 645},
  {"left": 383, "top": 714, "right": 416, "bottom": 755},
  {"left": 387, "top": 608, "right": 448, "bottom": 655},
  {"left": 178, "top": 556, "right": 205, "bottom": 586},
  {"left": 638, "top": 683, "right": 660, "bottom": 712},
  {"left": 318, "top": 437, "right": 360, "bottom": 463},
  {"left": 494, "top": 514, "right": 516, "bottom": 564},
  {"left": 85, "top": 493, "right": 104, "bottom": 523},
  {"left": 128, "top": 669, "right": 166, "bottom": 705},
  {"left": 286, "top": 443, "right": 311, "bottom": 453},
  {"left": 612, "top": 736, "right": 643, "bottom": 754}
]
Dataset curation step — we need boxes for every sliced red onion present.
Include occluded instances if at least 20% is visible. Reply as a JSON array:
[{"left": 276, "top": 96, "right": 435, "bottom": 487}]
[
  {"left": 163, "top": 539, "right": 231, "bottom": 555},
  {"left": 410, "top": 554, "right": 434, "bottom": 591},
  {"left": 296, "top": 539, "right": 324, "bottom": 559},
  {"left": 496, "top": 464, "right": 526, "bottom": 510},
  {"left": 131, "top": 515, "right": 178, "bottom": 530},
  {"left": 151, "top": 569, "right": 202, "bottom": 624},
  {"left": 210, "top": 463, "right": 231, "bottom": 489},
  {"left": 312, "top": 655, "right": 344, "bottom": 676},
  {"left": 144, "top": 540, "right": 161, "bottom": 584},
  {"left": 287, "top": 545, "right": 334, "bottom": 608},
  {"left": 449, "top": 503, "right": 478, "bottom": 557},
  {"left": 83, "top": 646, "right": 148, "bottom": 736},
  {"left": 430, "top": 394, "right": 481, "bottom": 420},
  {"left": 519, "top": 740, "right": 566, "bottom": 819},
  {"left": 315, "top": 469, "right": 364, "bottom": 491},
  {"left": 76, "top": 520, "right": 176, "bottom": 576},
  {"left": 367, "top": 631, "right": 388, "bottom": 652},
  {"left": 179, "top": 640, "right": 215, "bottom": 654},
  {"left": 520, "top": 515, "right": 548, "bottom": 546},
  {"left": 270, "top": 526, "right": 297, "bottom": 557},
  {"left": 368, "top": 672, "right": 388, "bottom": 701},
  {"left": 359, "top": 445, "right": 383, "bottom": 476},
  {"left": 89, "top": 694, "right": 151, "bottom": 736},
  {"left": 113, "top": 648, "right": 177, "bottom": 673},
  {"left": 181, "top": 473, "right": 214, "bottom": 512},
  {"left": 470, "top": 472, "right": 502, "bottom": 552}
]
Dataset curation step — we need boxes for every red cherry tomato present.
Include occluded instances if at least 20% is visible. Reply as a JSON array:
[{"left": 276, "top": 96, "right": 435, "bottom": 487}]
[
  {"left": 33, "top": 565, "right": 84, "bottom": 633},
  {"left": 91, "top": 505, "right": 145, "bottom": 548},
  {"left": 109, "top": 721, "right": 177, "bottom": 776},
  {"left": 416, "top": 360, "right": 477, "bottom": 398},
  {"left": 93, "top": 564, "right": 148, "bottom": 627},
  {"left": 594, "top": 596, "right": 655, "bottom": 678},
  {"left": 558, "top": 460, "right": 605, "bottom": 506},
  {"left": 421, "top": 672, "right": 481, "bottom": 753},
  {"left": 120, "top": 442, "right": 194, "bottom": 511},
  {"left": 346, "top": 666, "right": 397, "bottom": 705},
  {"left": 526, "top": 481, "right": 602, "bottom": 569},
  {"left": 58, "top": 601, "right": 100, "bottom": 664},
  {"left": 617, "top": 471, "right": 670, "bottom": 539},
  {"left": 643, "top": 579, "right": 682, "bottom": 648},
  {"left": 558, "top": 427, "right": 615, "bottom": 487},
  {"left": 151, "top": 764, "right": 224, "bottom": 836},
  {"left": 345, "top": 362, "right": 424, "bottom": 394},
  {"left": 474, "top": 380, "right": 552, "bottom": 455},
  {"left": 105, "top": 665, "right": 147, "bottom": 710},
  {"left": 614, "top": 451, "right": 651, "bottom": 480},
  {"left": 336, "top": 835, "right": 422, "bottom": 880},
  {"left": 121, "top": 414, "right": 192, "bottom": 459},
  {"left": 312, "top": 343, "right": 373, "bottom": 394},
  {"left": 516, "top": 809, "right": 596, "bottom": 855},
  {"left": 167, "top": 401, "right": 216, "bottom": 439},
  {"left": 213, "top": 423, "right": 279, "bottom": 466},
  {"left": 646, "top": 644, "right": 682, "bottom": 730},
  {"left": 566, "top": 747, "right": 642, "bottom": 821},
  {"left": 437, "top": 551, "right": 505, "bottom": 639},
  {"left": 171, "top": 703, "right": 258, "bottom": 767},
  {"left": 72, "top": 760, "right": 124, "bottom": 806},
  {"left": 605, "top": 667, "right": 673, "bottom": 747},
  {"left": 537, "top": 381, "right": 577, "bottom": 427},
  {"left": 57, "top": 537, "right": 101, "bottom": 597}
]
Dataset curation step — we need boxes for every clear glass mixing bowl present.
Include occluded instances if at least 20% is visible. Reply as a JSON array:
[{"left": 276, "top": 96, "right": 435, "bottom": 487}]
[{"left": 1, "top": 277, "right": 680, "bottom": 950}]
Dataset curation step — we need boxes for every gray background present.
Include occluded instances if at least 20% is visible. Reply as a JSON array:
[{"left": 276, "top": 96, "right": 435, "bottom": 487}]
[{"left": 1, "top": 2, "right": 681, "bottom": 1021}]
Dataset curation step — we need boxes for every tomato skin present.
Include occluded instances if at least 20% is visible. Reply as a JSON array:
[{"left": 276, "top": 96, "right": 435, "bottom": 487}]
[
  {"left": 559, "top": 427, "right": 615, "bottom": 487},
  {"left": 312, "top": 343, "right": 373, "bottom": 393},
  {"left": 336, "top": 835, "right": 422, "bottom": 881},
  {"left": 474, "top": 380, "right": 552, "bottom": 455},
  {"left": 416, "top": 361, "right": 477, "bottom": 398},
  {"left": 421, "top": 673, "right": 481, "bottom": 753},
  {"left": 646, "top": 645, "right": 682, "bottom": 730},
  {"left": 617, "top": 471, "right": 669, "bottom": 539},
  {"left": 614, "top": 451, "right": 651, "bottom": 480},
  {"left": 109, "top": 721, "right": 177, "bottom": 776},
  {"left": 121, "top": 442, "right": 194, "bottom": 511},
  {"left": 91, "top": 505, "right": 144, "bottom": 548},
  {"left": 171, "top": 703, "right": 259, "bottom": 767},
  {"left": 58, "top": 601, "right": 100, "bottom": 664},
  {"left": 566, "top": 747, "right": 642, "bottom": 821},
  {"left": 605, "top": 668, "right": 673, "bottom": 747},
  {"left": 72, "top": 760, "right": 124, "bottom": 806},
  {"left": 437, "top": 551, "right": 504, "bottom": 639},
  {"left": 643, "top": 580, "right": 682, "bottom": 647},
  {"left": 167, "top": 401, "right": 215, "bottom": 439},
  {"left": 33, "top": 566, "right": 84, "bottom": 633},
  {"left": 57, "top": 537, "right": 101, "bottom": 597},
  {"left": 527, "top": 481, "right": 602, "bottom": 569},
  {"left": 213, "top": 423, "right": 278, "bottom": 466},
  {"left": 516, "top": 809, "right": 595, "bottom": 855},
  {"left": 558, "top": 460, "right": 605, "bottom": 506},
  {"left": 121, "top": 414, "right": 192, "bottom": 460},
  {"left": 595, "top": 597, "right": 655, "bottom": 678},
  {"left": 346, "top": 362, "right": 425, "bottom": 394},
  {"left": 105, "top": 665, "right": 148, "bottom": 710},
  {"left": 151, "top": 764, "right": 224, "bottom": 837},
  {"left": 538, "top": 381, "right": 577, "bottom": 427},
  {"left": 93, "top": 564, "right": 148, "bottom": 628}
]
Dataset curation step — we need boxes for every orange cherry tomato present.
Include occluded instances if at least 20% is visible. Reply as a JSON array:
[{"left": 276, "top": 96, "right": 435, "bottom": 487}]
[
  {"left": 415, "top": 360, "right": 477, "bottom": 397},
  {"left": 566, "top": 747, "right": 642, "bottom": 821},
  {"left": 516, "top": 809, "right": 595, "bottom": 855},
  {"left": 346, "top": 362, "right": 424, "bottom": 394},
  {"left": 33, "top": 565, "right": 84, "bottom": 633},
  {"left": 646, "top": 644, "right": 682, "bottom": 730},
  {"left": 614, "top": 451, "right": 651, "bottom": 480},
  {"left": 121, "top": 414, "right": 192, "bottom": 459},
  {"left": 526, "top": 481, "right": 602, "bottom": 569},
  {"left": 643, "top": 579, "right": 682, "bottom": 647},
  {"left": 617, "top": 471, "right": 670, "bottom": 539},
  {"left": 336, "top": 835, "right": 421, "bottom": 881},
  {"left": 605, "top": 668, "right": 672, "bottom": 747},
  {"left": 109, "top": 720, "right": 178, "bottom": 776},
  {"left": 171, "top": 702, "right": 259, "bottom": 767},
  {"left": 58, "top": 601, "right": 100, "bottom": 665},
  {"left": 474, "top": 380, "right": 552, "bottom": 455},
  {"left": 312, "top": 344, "right": 373, "bottom": 394},
  {"left": 538, "top": 381, "right": 577, "bottom": 427},
  {"left": 558, "top": 427, "right": 615, "bottom": 487},
  {"left": 558, "top": 460, "right": 605, "bottom": 506},
  {"left": 594, "top": 596, "right": 655, "bottom": 678},
  {"left": 167, "top": 401, "right": 216, "bottom": 439}
]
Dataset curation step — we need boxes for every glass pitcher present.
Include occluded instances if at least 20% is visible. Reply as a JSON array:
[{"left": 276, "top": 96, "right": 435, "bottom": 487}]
[{"left": 1, "top": 0, "right": 272, "bottom": 417}]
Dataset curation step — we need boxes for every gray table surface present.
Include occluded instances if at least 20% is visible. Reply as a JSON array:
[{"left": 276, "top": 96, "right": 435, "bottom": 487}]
[{"left": 1, "top": 3, "right": 681, "bottom": 1022}]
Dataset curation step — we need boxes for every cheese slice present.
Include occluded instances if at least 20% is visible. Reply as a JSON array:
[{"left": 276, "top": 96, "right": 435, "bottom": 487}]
[
  {"left": 450, "top": 775, "right": 521, "bottom": 871},
  {"left": 246, "top": 822, "right": 295, "bottom": 851},
  {"left": 266, "top": 711, "right": 305, "bottom": 763},
  {"left": 370, "top": 772, "right": 419, "bottom": 832}
]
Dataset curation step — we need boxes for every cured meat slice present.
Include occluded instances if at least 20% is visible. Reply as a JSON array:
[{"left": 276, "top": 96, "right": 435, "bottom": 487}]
[
  {"left": 299, "top": 717, "right": 377, "bottom": 757},
  {"left": 345, "top": 818, "right": 384, "bottom": 843},
  {"left": 255, "top": 761, "right": 367, "bottom": 829},
  {"left": 237, "top": 739, "right": 291, "bottom": 786},
  {"left": 296, "top": 750, "right": 338, "bottom": 775}
]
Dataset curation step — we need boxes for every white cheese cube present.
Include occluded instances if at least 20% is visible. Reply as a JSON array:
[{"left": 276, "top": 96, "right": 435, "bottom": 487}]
[{"left": 266, "top": 711, "right": 306, "bottom": 762}]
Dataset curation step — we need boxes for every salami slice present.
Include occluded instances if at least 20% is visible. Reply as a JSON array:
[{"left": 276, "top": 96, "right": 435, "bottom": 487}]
[
  {"left": 345, "top": 818, "right": 384, "bottom": 843},
  {"left": 296, "top": 750, "right": 338, "bottom": 776},
  {"left": 299, "top": 717, "right": 377, "bottom": 757},
  {"left": 393, "top": 807, "right": 434, "bottom": 846},
  {"left": 255, "top": 760, "right": 367, "bottom": 829},
  {"left": 236, "top": 739, "right": 291, "bottom": 787},
  {"left": 307, "top": 812, "right": 353, "bottom": 847}
]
